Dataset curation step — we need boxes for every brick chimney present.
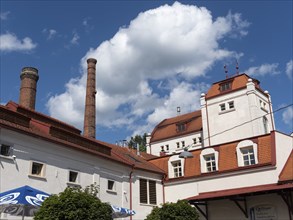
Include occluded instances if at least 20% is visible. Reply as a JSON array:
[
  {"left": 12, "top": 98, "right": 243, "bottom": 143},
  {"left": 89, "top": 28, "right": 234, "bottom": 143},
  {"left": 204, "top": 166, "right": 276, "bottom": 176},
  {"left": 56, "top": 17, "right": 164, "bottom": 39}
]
[
  {"left": 83, "top": 58, "right": 97, "bottom": 138},
  {"left": 19, "top": 67, "right": 39, "bottom": 110}
]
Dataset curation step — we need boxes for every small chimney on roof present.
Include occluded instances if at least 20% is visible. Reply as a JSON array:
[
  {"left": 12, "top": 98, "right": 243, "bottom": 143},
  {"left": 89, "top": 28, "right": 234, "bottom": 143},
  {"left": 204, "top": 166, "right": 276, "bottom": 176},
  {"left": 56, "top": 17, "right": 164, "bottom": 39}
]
[
  {"left": 19, "top": 67, "right": 39, "bottom": 110},
  {"left": 83, "top": 58, "right": 97, "bottom": 139}
]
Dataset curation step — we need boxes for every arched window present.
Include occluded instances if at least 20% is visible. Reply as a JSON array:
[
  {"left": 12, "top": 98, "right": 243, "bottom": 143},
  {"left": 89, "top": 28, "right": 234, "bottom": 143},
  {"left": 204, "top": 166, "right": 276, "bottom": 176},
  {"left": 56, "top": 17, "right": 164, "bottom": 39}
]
[
  {"left": 200, "top": 148, "right": 219, "bottom": 173},
  {"left": 168, "top": 155, "right": 185, "bottom": 178},
  {"left": 236, "top": 140, "right": 258, "bottom": 167}
]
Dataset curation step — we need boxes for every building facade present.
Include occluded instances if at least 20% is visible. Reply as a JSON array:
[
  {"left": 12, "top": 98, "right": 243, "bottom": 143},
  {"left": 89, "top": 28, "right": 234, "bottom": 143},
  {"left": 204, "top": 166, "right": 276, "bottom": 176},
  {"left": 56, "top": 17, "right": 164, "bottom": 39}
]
[
  {"left": 1, "top": 63, "right": 292, "bottom": 220},
  {"left": 147, "top": 74, "right": 292, "bottom": 220}
]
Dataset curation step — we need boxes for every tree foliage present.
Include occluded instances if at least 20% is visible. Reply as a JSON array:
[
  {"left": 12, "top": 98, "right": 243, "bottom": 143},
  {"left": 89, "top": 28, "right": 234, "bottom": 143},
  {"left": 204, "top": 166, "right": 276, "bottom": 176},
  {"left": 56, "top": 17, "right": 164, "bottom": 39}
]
[
  {"left": 146, "top": 200, "right": 199, "bottom": 220},
  {"left": 34, "top": 184, "right": 112, "bottom": 220},
  {"left": 129, "top": 133, "right": 147, "bottom": 152}
]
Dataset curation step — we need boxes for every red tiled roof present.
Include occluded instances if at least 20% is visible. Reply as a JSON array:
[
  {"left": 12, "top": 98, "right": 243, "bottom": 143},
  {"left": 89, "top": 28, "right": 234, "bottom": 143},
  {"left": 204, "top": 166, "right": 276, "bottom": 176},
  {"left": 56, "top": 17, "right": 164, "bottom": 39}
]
[
  {"left": 279, "top": 150, "right": 293, "bottom": 183},
  {"left": 205, "top": 73, "right": 266, "bottom": 100},
  {"left": 149, "top": 133, "right": 275, "bottom": 181},
  {"left": 6, "top": 101, "right": 81, "bottom": 135},
  {"left": 151, "top": 110, "right": 202, "bottom": 143},
  {"left": 186, "top": 183, "right": 293, "bottom": 201},
  {"left": 0, "top": 103, "right": 165, "bottom": 175}
]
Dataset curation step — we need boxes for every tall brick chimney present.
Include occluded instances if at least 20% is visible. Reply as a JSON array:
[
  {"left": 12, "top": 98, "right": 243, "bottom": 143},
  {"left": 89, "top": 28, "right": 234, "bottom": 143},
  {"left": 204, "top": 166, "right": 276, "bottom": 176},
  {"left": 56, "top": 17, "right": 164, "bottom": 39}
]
[
  {"left": 19, "top": 67, "right": 39, "bottom": 110},
  {"left": 83, "top": 58, "right": 97, "bottom": 138}
]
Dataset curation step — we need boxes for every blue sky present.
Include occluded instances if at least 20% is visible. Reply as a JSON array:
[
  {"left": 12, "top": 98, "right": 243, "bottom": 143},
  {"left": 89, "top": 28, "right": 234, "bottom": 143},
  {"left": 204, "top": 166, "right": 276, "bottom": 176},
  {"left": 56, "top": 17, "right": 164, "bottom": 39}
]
[{"left": 1, "top": 1, "right": 292, "bottom": 144}]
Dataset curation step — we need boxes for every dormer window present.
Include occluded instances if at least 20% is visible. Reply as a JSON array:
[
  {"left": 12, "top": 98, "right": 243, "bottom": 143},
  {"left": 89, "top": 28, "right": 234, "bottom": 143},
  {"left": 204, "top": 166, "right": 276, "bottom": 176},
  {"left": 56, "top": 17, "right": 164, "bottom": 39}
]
[
  {"left": 220, "top": 81, "right": 232, "bottom": 92},
  {"left": 176, "top": 123, "right": 186, "bottom": 132},
  {"left": 236, "top": 140, "right": 258, "bottom": 167}
]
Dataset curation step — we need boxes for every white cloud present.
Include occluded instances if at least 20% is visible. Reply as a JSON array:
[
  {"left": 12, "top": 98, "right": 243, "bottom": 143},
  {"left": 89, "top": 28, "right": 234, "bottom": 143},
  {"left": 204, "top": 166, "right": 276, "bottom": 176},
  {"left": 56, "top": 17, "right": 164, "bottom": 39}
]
[
  {"left": 245, "top": 63, "right": 280, "bottom": 77},
  {"left": 286, "top": 60, "right": 292, "bottom": 80},
  {"left": 47, "top": 2, "right": 249, "bottom": 136},
  {"left": 42, "top": 29, "right": 57, "bottom": 40},
  {"left": 82, "top": 17, "right": 94, "bottom": 33},
  {"left": 70, "top": 31, "right": 80, "bottom": 45},
  {"left": 0, "top": 11, "right": 10, "bottom": 20},
  {"left": 0, "top": 33, "right": 37, "bottom": 52},
  {"left": 282, "top": 106, "right": 293, "bottom": 126}
]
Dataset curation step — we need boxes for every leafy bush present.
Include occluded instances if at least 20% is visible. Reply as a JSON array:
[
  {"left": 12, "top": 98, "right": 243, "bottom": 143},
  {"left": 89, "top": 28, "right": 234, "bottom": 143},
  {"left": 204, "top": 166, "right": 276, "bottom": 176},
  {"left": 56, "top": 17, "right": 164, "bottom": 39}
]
[
  {"left": 146, "top": 200, "right": 199, "bottom": 220},
  {"left": 34, "top": 185, "right": 112, "bottom": 220}
]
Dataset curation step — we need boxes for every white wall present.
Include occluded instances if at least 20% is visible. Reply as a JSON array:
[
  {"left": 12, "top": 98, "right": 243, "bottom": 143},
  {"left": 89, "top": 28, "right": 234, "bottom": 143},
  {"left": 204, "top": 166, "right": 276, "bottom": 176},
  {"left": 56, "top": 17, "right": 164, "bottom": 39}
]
[
  {"left": 196, "top": 193, "right": 291, "bottom": 220},
  {"left": 150, "top": 132, "right": 203, "bottom": 157},
  {"left": 131, "top": 170, "right": 163, "bottom": 220},
  {"left": 202, "top": 82, "right": 274, "bottom": 146},
  {"left": 0, "top": 128, "right": 163, "bottom": 220}
]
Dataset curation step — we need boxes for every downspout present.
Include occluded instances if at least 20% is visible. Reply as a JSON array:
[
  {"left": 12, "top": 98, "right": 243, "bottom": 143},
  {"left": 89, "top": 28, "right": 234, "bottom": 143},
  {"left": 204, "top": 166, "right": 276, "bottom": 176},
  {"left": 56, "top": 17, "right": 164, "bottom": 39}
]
[
  {"left": 266, "top": 91, "right": 275, "bottom": 131},
  {"left": 162, "top": 174, "right": 167, "bottom": 204},
  {"left": 205, "top": 102, "right": 211, "bottom": 146},
  {"left": 129, "top": 165, "right": 134, "bottom": 220}
]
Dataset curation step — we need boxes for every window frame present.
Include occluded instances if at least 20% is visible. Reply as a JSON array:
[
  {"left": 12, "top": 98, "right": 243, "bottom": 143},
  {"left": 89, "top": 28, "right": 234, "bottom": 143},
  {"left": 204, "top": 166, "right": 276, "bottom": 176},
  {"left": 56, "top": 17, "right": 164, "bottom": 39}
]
[
  {"left": 29, "top": 161, "right": 46, "bottom": 178},
  {"left": 139, "top": 178, "right": 157, "bottom": 205},
  {"left": 228, "top": 101, "right": 235, "bottom": 110},
  {"left": 200, "top": 148, "right": 219, "bottom": 173},
  {"left": 236, "top": 140, "right": 258, "bottom": 167},
  {"left": 168, "top": 155, "right": 185, "bottom": 178},
  {"left": 176, "top": 123, "right": 186, "bottom": 132},
  {"left": 204, "top": 154, "right": 217, "bottom": 172},
  {"left": 107, "top": 179, "right": 116, "bottom": 192},
  {"left": 171, "top": 160, "right": 183, "bottom": 178},
  {"left": 220, "top": 103, "right": 226, "bottom": 111},
  {"left": 68, "top": 170, "right": 80, "bottom": 184},
  {"left": 219, "top": 81, "right": 232, "bottom": 92},
  {"left": 0, "top": 144, "right": 13, "bottom": 158}
]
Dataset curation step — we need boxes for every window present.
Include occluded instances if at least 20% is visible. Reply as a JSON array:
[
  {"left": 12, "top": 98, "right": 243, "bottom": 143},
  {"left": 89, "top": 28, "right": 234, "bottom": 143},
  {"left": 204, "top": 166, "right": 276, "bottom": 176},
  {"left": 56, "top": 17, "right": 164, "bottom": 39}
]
[
  {"left": 165, "top": 145, "right": 169, "bottom": 151},
  {"left": 69, "top": 171, "right": 79, "bottom": 183},
  {"left": 172, "top": 161, "right": 183, "bottom": 178},
  {"left": 236, "top": 140, "right": 258, "bottom": 167},
  {"left": 198, "top": 137, "right": 202, "bottom": 143},
  {"left": 181, "top": 141, "right": 185, "bottom": 148},
  {"left": 220, "top": 81, "right": 232, "bottom": 92},
  {"left": 204, "top": 154, "right": 216, "bottom": 172},
  {"left": 107, "top": 180, "right": 116, "bottom": 191},
  {"left": 0, "top": 144, "right": 12, "bottom": 157},
  {"left": 161, "top": 146, "right": 164, "bottom": 151},
  {"left": 149, "top": 180, "right": 157, "bottom": 205},
  {"left": 139, "top": 179, "right": 157, "bottom": 205},
  {"left": 176, "top": 142, "right": 180, "bottom": 148},
  {"left": 200, "top": 148, "right": 219, "bottom": 173},
  {"left": 30, "top": 161, "right": 45, "bottom": 177},
  {"left": 168, "top": 155, "right": 185, "bottom": 178},
  {"left": 177, "top": 123, "right": 186, "bottom": 132},
  {"left": 140, "top": 179, "right": 148, "bottom": 204},
  {"left": 220, "top": 101, "right": 235, "bottom": 113},
  {"left": 228, "top": 101, "right": 234, "bottom": 109},
  {"left": 193, "top": 138, "right": 197, "bottom": 145},
  {"left": 220, "top": 103, "right": 226, "bottom": 111},
  {"left": 263, "top": 116, "right": 268, "bottom": 134},
  {"left": 260, "top": 99, "right": 268, "bottom": 112},
  {"left": 241, "top": 147, "right": 255, "bottom": 166}
]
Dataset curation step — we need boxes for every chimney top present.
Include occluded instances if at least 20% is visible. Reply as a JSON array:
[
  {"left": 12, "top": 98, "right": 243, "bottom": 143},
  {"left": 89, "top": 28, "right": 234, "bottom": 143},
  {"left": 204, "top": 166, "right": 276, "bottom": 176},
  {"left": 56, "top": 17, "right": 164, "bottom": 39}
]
[
  {"left": 87, "top": 58, "right": 97, "bottom": 64},
  {"left": 20, "top": 67, "right": 39, "bottom": 81},
  {"left": 19, "top": 67, "right": 39, "bottom": 110}
]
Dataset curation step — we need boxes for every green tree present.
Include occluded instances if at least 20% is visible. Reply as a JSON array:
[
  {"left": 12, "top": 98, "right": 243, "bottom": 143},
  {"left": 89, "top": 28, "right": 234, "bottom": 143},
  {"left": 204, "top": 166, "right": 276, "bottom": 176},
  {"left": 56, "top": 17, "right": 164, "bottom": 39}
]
[
  {"left": 34, "top": 184, "right": 112, "bottom": 220},
  {"left": 129, "top": 133, "right": 147, "bottom": 152},
  {"left": 146, "top": 200, "right": 199, "bottom": 220}
]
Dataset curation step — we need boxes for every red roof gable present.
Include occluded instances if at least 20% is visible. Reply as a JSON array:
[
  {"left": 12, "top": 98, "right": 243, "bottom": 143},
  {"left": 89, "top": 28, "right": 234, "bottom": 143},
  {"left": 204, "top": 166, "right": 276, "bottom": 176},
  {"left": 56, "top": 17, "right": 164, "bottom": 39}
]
[
  {"left": 205, "top": 73, "right": 266, "bottom": 100},
  {"left": 151, "top": 110, "right": 202, "bottom": 143}
]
